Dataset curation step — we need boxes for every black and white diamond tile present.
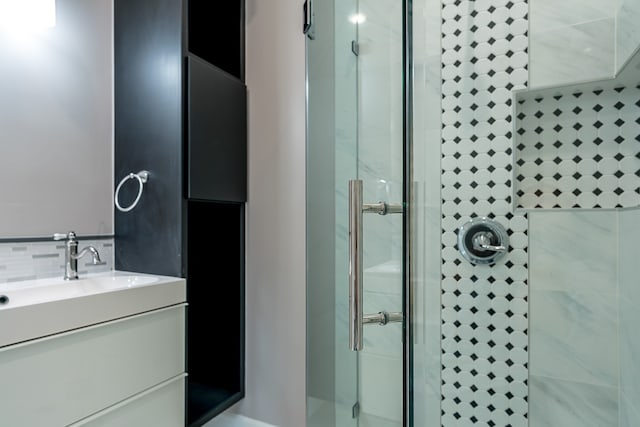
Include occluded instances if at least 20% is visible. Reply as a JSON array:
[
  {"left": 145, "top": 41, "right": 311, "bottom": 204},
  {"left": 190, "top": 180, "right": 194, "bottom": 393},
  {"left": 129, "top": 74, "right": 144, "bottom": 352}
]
[
  {"left": 440, "top": 0, "right": 529, "bottom": 426},
  {"left": 515, "top": 85, "right": 640, "bottom": 209}
]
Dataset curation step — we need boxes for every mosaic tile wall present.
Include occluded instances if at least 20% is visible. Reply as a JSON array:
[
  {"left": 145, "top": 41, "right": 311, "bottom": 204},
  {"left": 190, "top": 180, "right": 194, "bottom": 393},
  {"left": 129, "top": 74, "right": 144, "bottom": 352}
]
[
  {"left": 515, "top": 85, "right": 640, "bottom": 209},
  {"left": 0, "top": 239, "right": 114, "bottom": 284},
  {"left": 440, "top": 0, "right": 529, "bottom": 425}
]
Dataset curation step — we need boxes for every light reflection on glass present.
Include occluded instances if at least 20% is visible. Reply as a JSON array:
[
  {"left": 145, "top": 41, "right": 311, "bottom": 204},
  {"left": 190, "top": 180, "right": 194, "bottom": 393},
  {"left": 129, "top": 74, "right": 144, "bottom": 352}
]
[{"left": 349, "top": 13, "right": 366, "bottom": 25}]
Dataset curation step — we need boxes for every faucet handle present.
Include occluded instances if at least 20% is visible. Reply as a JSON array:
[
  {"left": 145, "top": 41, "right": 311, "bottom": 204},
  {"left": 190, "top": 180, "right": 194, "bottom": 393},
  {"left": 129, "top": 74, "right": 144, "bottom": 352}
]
[{"left": 53, "top": 231, "right": 77, "bottom": 241}]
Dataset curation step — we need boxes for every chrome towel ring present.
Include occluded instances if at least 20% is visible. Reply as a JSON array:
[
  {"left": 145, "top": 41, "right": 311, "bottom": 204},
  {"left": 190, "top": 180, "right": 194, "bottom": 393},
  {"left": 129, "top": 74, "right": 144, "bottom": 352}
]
[{"left": 115, "top": 170, "right": 149, "bottom": 212}]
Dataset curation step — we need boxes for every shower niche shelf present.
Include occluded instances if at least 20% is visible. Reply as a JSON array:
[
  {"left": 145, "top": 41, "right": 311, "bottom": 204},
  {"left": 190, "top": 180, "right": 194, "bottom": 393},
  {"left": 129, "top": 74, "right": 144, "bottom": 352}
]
[{"left": 512, "top": 47, "right": 640, "bottom": 210}]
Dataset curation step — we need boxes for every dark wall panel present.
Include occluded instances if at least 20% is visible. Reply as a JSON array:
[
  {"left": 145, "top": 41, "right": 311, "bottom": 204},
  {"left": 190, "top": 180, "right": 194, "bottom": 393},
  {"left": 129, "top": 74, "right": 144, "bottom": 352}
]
[{"left": 114, "top": 0, "right": 184, "bottom": 277}]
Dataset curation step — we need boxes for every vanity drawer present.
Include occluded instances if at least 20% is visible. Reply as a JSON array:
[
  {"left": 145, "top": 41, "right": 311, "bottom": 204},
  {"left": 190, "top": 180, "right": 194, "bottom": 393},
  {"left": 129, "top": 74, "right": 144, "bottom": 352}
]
[
  {"left": 0, "top": 304, "right": 186, "bottom": 427},
  {"left": 70, "top": 375, "right": 186, "bottom": 427}
]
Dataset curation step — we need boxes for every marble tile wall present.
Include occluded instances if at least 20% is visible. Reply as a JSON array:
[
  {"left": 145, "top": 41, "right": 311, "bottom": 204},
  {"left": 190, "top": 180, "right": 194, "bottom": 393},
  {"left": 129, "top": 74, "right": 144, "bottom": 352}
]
[
  {"left": 529, "top": 207, "right": 640, "bottom": 427},
  {"left": 525, "top": 3, "right": 640, "bottom": 425},
  {"left": 616, "top": 0, "right": 640, "bottom": 71},
  {"left": 0, "top": 238, "right": 114, "bottom": 284},
  {"left": 529, "top": 375, "right": 618, "bottom": 427},
  {"left": 620, "top": 393, "right": 640, "bottom": 427},
  {"left": 529, "top": 211, "right": 619, "bottom": 427},
  {"left": 529, "top": 0, "right": 640, "bottom": 87},
  {"left": 529, "top": 0, "right": 616, "bottom": 88},
  {"left": 440, "top": 0, "right": 529, "bottom": 425},
  {"left": 617, "top": 208, "right": 640, "bottom": 427}
]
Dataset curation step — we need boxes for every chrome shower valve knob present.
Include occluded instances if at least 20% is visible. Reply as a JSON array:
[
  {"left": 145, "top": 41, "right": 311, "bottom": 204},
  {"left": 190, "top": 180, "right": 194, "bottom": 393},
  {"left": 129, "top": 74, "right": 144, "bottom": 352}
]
[
  {"left": 472, "top": 231, "right": 507, "bottom": 253},
  {"left": 457, "top": 217, "right": 509, "bottom": 265}
]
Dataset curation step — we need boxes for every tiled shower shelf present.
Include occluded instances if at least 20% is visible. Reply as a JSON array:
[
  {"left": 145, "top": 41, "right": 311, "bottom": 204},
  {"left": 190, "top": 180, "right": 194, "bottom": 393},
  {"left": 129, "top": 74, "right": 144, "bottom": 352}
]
[{"left": 513, "top": 47, "right": 640, "bottom": 210}]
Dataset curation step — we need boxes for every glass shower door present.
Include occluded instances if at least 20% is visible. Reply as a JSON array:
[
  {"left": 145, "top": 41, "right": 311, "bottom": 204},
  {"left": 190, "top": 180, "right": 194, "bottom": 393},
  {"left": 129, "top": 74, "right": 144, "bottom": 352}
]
[{"left": 306, "top": 0, "right": 408, "bottom": 426}]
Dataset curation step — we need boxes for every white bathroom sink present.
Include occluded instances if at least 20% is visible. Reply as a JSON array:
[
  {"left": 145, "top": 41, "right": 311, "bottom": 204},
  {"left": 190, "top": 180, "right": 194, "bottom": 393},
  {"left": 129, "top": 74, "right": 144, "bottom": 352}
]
[
  {"left": 0, "top": 271, "right": 186, "bottom": 348},
  {"left": 0, "top": 273, "right": 160, "bottom": 309},
  {"left": 76, "top": 273, "right": 160, "bottom": 290}
]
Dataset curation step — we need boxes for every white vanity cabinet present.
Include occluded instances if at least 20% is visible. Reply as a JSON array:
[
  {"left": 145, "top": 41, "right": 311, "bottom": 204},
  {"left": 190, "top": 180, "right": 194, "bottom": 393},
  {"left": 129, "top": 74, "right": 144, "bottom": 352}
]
[{"left": 0, "top": 303, "right": 186, "bottom": 427}]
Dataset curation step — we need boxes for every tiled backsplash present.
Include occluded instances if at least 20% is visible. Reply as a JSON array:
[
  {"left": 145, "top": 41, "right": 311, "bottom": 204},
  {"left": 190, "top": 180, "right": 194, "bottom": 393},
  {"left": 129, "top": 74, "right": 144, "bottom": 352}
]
[
  {"left": 514, "top": 84, "right": 640, "bottom": 209},
  {"left": 0, "top": 238, "right": 114, "bottom": 284}
]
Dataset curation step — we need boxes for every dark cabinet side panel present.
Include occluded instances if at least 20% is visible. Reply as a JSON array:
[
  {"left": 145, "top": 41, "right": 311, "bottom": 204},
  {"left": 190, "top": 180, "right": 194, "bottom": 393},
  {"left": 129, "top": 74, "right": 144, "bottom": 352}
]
[
  {"left": 187, "top": 56, "right": 247, "bottom": 203},
  {"left": 114, "top": 0, "right": 184, "bottom": 277}
]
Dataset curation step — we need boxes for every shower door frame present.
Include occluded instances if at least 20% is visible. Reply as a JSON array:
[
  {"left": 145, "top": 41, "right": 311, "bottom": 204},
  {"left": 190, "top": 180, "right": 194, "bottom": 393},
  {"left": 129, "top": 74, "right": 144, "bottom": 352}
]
[{"left": 402, "top": 0, "right": 414, "bottom": 425}]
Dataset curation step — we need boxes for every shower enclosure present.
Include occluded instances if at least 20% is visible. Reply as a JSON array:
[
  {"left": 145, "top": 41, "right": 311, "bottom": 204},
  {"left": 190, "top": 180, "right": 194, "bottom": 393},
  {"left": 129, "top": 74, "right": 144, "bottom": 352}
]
[{"left": 306, "top": 0, "right": 640, "bottom": 425}]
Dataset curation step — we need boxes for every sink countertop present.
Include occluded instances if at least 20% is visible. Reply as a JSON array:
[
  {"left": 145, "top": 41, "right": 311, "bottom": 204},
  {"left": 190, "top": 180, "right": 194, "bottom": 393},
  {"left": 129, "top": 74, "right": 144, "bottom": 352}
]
[{"left": 0, "top": 270, "right": 186, "bottom": 349}]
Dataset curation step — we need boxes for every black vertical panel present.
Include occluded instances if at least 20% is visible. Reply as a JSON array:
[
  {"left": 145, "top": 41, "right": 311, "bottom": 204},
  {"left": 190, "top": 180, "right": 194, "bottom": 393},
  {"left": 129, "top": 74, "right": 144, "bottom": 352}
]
[
  {"left": 114, "top": 0, "right": 184, "bottom": 277},
  {"left": 187, "top": 55, "right": 247, "bottom": 203}
]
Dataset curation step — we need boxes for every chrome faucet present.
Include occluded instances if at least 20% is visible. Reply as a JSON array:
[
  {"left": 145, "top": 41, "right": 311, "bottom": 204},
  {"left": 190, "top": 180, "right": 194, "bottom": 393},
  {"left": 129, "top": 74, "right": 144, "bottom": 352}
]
[{"left": 53, "top": 231, "right": 102, "bottom": 280}]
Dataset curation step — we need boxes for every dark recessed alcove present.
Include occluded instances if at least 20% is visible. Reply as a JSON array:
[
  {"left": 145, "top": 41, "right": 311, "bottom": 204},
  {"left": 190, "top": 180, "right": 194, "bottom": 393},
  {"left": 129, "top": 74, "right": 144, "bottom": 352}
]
[
  {"left": 186, "top": 201, "right": 245, "bottom": 426},
  {"left": 187, "top": 0, "right": 244, "bottom": 80}
]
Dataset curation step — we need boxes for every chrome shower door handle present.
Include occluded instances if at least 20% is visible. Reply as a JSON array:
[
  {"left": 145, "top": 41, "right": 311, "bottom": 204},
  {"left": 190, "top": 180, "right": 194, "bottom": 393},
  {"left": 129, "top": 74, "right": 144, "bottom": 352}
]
[
  {"left": 349, "top": 179, "right": 404, "bottom": 351},
  {"left": 348, "top": 179, "right": 364, "bottom": 351}
]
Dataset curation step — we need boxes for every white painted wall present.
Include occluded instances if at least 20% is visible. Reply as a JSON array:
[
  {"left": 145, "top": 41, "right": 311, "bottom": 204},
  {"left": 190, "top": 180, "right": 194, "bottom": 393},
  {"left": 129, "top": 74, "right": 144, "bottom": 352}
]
[
  {"left": 238, "top": 1, "right": 307, "bottom": 426},
  {"left": 0, "top": 0, "right": 113, "bottom": 238}
]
